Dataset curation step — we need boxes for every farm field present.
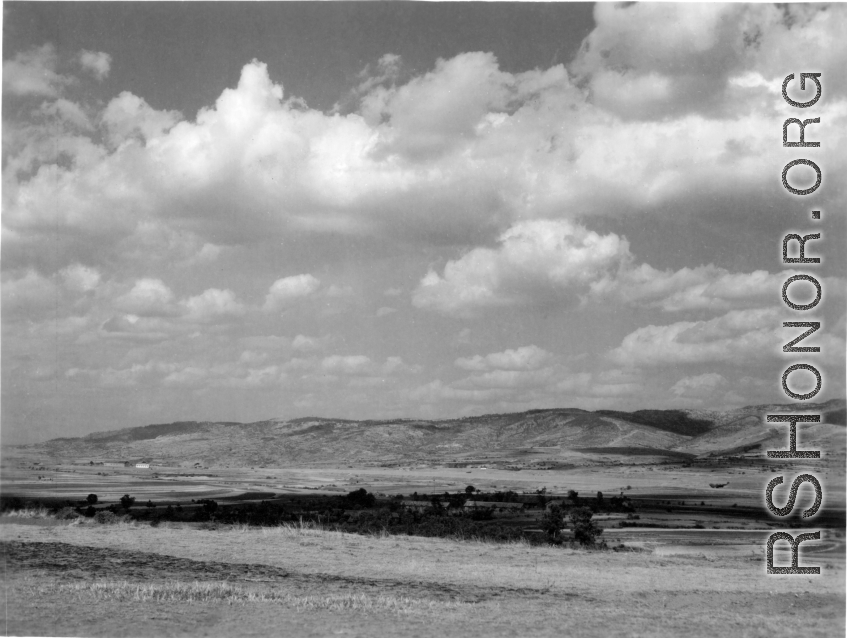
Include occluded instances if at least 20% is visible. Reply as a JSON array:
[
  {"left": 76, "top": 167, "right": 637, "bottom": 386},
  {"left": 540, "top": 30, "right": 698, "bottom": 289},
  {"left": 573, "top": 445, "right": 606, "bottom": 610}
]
[{"left": 2, "top": 518, "right": 844, "bottom": 638}]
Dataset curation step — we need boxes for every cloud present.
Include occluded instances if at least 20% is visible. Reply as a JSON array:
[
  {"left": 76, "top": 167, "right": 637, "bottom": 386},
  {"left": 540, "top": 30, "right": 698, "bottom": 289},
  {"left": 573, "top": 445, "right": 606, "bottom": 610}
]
[
  {"left": 60, "top": 264, "right": 101, "bottom": 292},
  {"left": 263, "top": 274, "right": 321, "bottom": 312},
  {"left": 101, "top": 91, "right": 182, "bottom": 147},
  {"left": 413, "top": 220, "right": 629, "bottom": 317},
  {"left": 670, "top": 373, "right": 728, "bottom": 399},
  {"left": 79, "top": 50, "right": 112, "bottom": 81},
  {"left": 6, "top": 46, "right": 846, "bottom": 282},
  {"left": 320, "top": 354, "right": 373, "bottom": 376},
  {"left": 292, "top": 334, "right": 329, "bottom": 352},
  {"left": 570, "top": 4, "right": 847, "bottom": 118},
  {"left": 589, "top": 266, "right": 797, "bottom": 312},
  {"left": 376, "top": 306, "right": 397, "bottom": 317},
  {"left": 182, "top": 288, "right": 245, "bottom": 323},
  {"left": 114, "top": 278, "right": 177, "bottom": 317},
  {"left": 38, "top": 99, "right": 94, "bottom": 131},
  {"left": 3, "top": 44, "right": 73, "bottom": 97},
  {"left": 608, "top": 307, "right": 845, "bottom": 368},
  {"left": 455, "top": 345, "right": 552, "bottom": 371},
  {"left": 414, "top": 219, "right": 827, "bottom": 317}
]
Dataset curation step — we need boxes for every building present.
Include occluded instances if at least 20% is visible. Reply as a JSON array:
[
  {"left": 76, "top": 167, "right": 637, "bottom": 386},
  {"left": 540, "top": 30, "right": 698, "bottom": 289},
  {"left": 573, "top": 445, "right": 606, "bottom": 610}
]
[{"left": 135, "top": 460, "right": 151, "bottom": 469}]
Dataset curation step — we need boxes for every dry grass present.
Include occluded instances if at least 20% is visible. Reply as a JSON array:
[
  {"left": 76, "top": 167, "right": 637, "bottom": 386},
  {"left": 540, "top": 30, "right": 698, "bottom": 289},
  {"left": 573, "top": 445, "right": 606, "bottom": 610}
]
[
  {"left": 24, "top": 579, "right": 474, "bottom": 615},
  {"left": 2, "top": 505, "right": 51, "bottom": 518}
]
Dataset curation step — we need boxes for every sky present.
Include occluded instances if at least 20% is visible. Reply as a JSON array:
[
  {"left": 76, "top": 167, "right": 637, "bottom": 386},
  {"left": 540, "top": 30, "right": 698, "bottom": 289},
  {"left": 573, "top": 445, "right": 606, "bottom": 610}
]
[{"left": 3, "top": 3, "right": 846, "bottom": 445}]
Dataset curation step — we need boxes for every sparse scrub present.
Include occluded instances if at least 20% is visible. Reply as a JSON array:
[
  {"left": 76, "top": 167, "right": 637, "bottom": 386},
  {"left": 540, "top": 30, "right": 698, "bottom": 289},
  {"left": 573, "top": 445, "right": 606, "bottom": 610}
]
[
  {"left": 94, "top": 511, "right": 129, "bottom": 525},
  {"left": 54, "top": 507, "right": 81, "bottom": 520},
  {"left": 25, "top": 580, "right": 473, "bottom": 614}
]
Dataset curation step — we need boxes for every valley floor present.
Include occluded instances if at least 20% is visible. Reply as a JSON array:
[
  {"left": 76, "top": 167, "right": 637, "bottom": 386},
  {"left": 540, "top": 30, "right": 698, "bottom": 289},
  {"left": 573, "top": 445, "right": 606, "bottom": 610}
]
[{"left": 2, "top": 519, "right": 844, "bottom": 638}]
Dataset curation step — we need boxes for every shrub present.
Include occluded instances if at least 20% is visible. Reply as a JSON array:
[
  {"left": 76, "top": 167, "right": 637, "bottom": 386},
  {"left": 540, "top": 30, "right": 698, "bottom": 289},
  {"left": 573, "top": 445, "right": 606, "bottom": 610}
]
[
  {"left": 87, "top": 494, "right": 98, "bottom": 505},
  {"left": 94, "top": 511, "right": 123, "bottom": 525},
  {"left": 120, "top": 494, "right": 136, "bottom": 510},
  {"left": 541, "top": 504, "right": 565, "bottom": 543},
  {"left": 199, "top": 499, "right": 218, "bottom": 514},
  {"left": 84, "top": 506, "right": 97, "bottom": 517},
  {"left": 55, "top": 507, "right": 81, "bottom": 520},
  {"left": 570, "top": 507, "right": 603, "bottom": 547}
]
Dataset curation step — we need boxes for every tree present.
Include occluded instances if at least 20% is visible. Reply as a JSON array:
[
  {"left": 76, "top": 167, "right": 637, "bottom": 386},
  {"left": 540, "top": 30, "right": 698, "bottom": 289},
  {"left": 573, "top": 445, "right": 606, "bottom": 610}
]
[
  {"left": 199, "top": 499, "right": 218, "bottom": 514},
  {"left": 87, "top": 494, "right": 98, "bottom": 505},
  {"left": 344, "top": 488, "right": 375, "bottom": 509},
  {"left": 541, "top": 504, "right": 565, "bottom": 543},
  {"left": 448, "top": 493, "right": 468, "bottom": 509},
  {"left": 120, "top": 494, "right": 135, "bottom": 510},
  {"left": 465, "top": 485, "right": 476, "bottom": 495},
  {"left": 567, "top": 490, "right": 579, "bottom": 505},
  {"left": 570, "top": 507, "right": 603, "bottom": 547}
]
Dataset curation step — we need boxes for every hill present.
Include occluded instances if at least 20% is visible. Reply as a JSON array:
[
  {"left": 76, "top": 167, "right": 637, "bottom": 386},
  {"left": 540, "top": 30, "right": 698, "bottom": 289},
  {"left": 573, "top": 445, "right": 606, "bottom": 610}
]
[{"left": 9, "top": 400, "right": 845, "bottom": 467}]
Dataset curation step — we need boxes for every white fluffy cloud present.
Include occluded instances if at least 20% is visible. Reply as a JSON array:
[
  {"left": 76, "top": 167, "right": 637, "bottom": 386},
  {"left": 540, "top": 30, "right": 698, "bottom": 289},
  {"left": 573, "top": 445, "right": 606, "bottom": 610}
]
[
  {"left": 455, "top": 345, "right": 552, "bottom": 371},
  {"left": 182, "top": 288, "right": 245, "bottom": 323},
  {"left": 608, "top": 307, "right": 845, "bottom": 368},
  {"left": 3, "top": 44, "right": 73, "bottom": 97},
  {"left": 114, "top": 278, "right": 176, "bottom": 317},
  {"left": 79, "top": 50, "right": 112, "bottom": 81},
  {"left": 413, "top": 220, "right": 630, "bottom": 317},
  {"left": 101, "top": 92, "right": 181, "bottom": 147},
  {"left": 263, "top": 274, "right": 321, "bottom": 312},
  {"left": 6, "top": 45, "right": 847, "bottom": 279},
  {"left": 670, "top": 373, "right": 729, "bottom": 399},
  {"left": 414, "top": 219, "right": 838, "bottom": 317},
  {"left": 571, "top": 4, "right": 847, "bottom": 118}
]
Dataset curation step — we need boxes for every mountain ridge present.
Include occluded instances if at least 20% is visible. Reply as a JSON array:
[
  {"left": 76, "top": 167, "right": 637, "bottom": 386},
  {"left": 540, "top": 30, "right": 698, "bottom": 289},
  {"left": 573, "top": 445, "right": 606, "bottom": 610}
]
[{"left": 10, "top": 399, "right": 844, "bottom": 467}]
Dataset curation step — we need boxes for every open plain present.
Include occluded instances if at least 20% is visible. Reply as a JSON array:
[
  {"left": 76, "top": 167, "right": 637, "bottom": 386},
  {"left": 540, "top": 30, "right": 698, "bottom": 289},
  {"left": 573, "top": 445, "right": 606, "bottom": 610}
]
[
  {"left": 2, "top": 402, "right": 845, "bottom": 637},
  {"left": 2, "top": 518, "right": 844, "bottom": 638}
]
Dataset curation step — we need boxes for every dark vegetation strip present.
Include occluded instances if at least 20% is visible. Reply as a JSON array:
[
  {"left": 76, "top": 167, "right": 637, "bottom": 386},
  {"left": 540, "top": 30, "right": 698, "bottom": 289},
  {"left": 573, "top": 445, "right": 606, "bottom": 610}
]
[
  {"left": 574, "top": 447, "right": 696, "bottom": 459},
  {"left": 594, "top": 410, "right": 714, "bottom": 436}
]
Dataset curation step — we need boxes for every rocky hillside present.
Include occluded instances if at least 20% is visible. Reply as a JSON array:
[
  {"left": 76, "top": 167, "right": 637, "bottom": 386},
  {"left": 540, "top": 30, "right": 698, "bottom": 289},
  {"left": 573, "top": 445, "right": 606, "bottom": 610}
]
[{"left": 13, "top": 400, "right": 845, "bottom": 467}]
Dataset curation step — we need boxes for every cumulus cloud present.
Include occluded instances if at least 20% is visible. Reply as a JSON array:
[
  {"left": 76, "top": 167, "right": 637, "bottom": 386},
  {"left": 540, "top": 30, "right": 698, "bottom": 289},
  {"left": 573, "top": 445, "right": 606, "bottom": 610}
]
[
  {"left": 101, "top": 91, "right": 182, "bottom": 147},
  {"left": 6, "top": 45, "right": 846, "bottom": 280},
  {"left": 413, "top": 220, "right": 629, "bottom": 317},
  {"left": 79, "top": 50, "right": 112, "bottom": 81},
  {"left": 263, "top": 274, "right": 321, "bottom": 312},
  {"left": 60, "top": 264, "right": 101, "bottom": 292},
  {"left": 182, "top": 288, "right": 245, "bottom": 323},
  {"left": 608, "top": 307, "right": 845, "bottom": 368},
  {"left": 455, "top": 345, "right": 552, "bottom": 371},
  {"left": 3, "top": 44, "right": 73, "bottom": 97},
  {"left": 570, "top": 4, "right": 847, "bottom": 118},
  {"left": 589, "top": 266, "right": 794, "bottom": 312},
  {"left": 670, "top": 373, "right": 729, "bottom": 399},
  {"left": 414, "top": 219, "right": 829, "bottom": 317},
  {"left": 114, "top": 278, "right": 177, "bottom": 316}
]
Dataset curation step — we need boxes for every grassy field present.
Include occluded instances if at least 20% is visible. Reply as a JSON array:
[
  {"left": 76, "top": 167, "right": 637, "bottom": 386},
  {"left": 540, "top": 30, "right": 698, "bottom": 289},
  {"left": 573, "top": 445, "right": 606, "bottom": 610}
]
[{"left": 2, "top": 516, "right": 844, "bottom": 638}]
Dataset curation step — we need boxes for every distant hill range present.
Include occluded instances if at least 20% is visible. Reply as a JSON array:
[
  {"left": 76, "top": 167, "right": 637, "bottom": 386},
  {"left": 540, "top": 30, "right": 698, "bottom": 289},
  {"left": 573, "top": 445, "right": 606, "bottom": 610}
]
[{"left": 12, "top": 400, "right": 845, "bottom": 467}]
